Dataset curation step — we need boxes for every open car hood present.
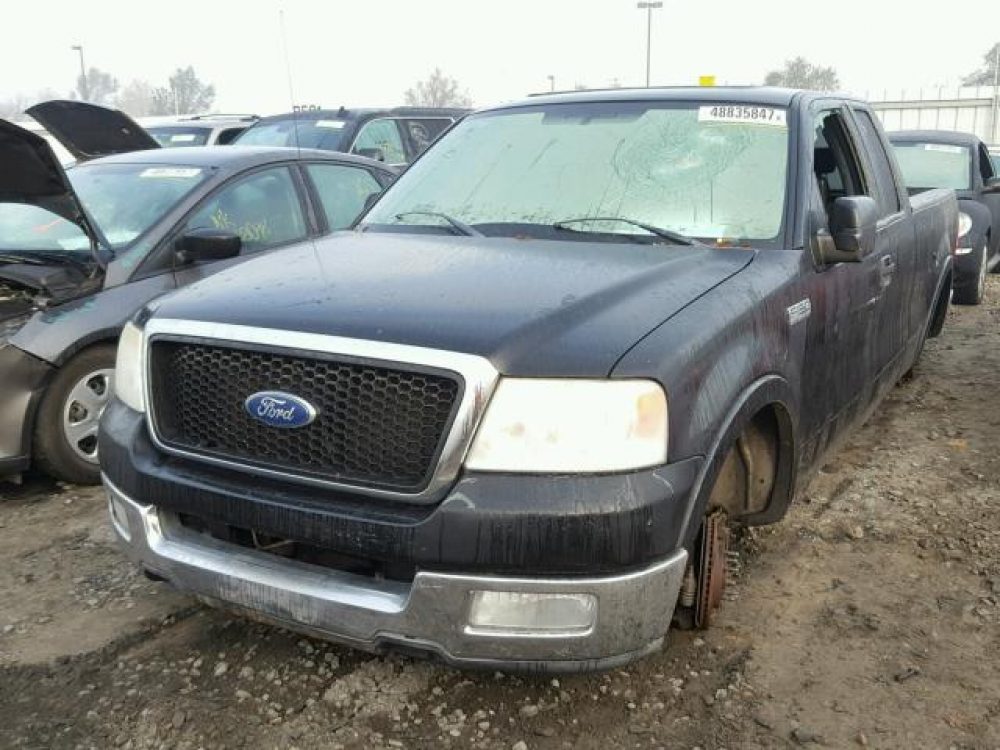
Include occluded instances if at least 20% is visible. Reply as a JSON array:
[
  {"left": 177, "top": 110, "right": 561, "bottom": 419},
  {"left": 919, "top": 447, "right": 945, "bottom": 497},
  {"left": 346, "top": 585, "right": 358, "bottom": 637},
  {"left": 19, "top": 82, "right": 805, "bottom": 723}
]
[
  {"left": 0, "top": 118, "right": 100, "bottom": 246},
  {"left": 25, "top": 100, "right": 159, "bottom": 162}
]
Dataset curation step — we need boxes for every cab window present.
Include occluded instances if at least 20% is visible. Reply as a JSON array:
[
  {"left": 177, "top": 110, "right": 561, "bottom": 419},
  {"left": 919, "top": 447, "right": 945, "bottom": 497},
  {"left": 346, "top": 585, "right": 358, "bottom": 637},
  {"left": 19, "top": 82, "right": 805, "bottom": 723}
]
[
  {"left": 305, "top": 164, "right": 384, "bottom": 230},
  {"left": 184, "top": 167, "right": 307, "bottom": 253},
  {"left": 401, "top": 118, "right": 453, "bottom": 157},
  {"left": 351, "top": 119, "right": 406, "bottom": 164},
  {"left": 813, "top": 110, "right": 867, "bottom": 217},
  {"left": 851, "top": 109, "right": 901, "bottom": 217}
]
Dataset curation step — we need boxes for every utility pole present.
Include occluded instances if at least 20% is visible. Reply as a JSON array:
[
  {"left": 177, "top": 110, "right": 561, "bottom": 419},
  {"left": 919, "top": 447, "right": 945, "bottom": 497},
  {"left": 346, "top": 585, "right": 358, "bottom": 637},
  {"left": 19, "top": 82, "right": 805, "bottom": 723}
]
[
  {"left": 637, "top": 1, "right": 662, "bottom": 87},
  {"left": 547, "top": 74, "right": 555, "bottom": 92},
  {"left": 992, "top": 44, "right": 999, "bottom": 144},
  {"left": 71, "top": 45, "right": 88, "bottom": 101}
]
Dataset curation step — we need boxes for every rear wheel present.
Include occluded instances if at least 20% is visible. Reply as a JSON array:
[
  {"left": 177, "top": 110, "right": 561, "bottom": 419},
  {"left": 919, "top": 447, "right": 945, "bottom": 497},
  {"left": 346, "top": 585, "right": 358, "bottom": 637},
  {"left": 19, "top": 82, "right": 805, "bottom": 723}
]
[
  {"left": 953, "top": 244, "right": 987, "bottom": 305},
  {"left": 33, "top": 344, "right": 116, "bottom": 485}
]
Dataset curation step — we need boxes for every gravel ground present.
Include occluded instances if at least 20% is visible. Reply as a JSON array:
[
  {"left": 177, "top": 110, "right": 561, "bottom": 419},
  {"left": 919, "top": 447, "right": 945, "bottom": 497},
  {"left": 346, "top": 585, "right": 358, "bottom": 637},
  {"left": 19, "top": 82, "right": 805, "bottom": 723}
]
[{"left": 1, "top": 279, "right": 999, "bottom": 750}]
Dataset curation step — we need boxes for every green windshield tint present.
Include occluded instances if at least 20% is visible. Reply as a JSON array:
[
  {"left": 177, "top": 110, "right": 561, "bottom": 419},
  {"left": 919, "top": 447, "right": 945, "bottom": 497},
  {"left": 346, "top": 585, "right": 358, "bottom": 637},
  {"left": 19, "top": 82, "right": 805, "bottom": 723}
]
[{"left": 365, "top": 103, "right": 790, "bottom": 241}]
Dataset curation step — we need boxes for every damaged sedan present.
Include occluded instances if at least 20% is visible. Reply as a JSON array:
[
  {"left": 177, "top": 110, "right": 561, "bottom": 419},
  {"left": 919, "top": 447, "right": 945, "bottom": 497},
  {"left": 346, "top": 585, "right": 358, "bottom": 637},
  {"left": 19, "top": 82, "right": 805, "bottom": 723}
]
[{"left": 1, "top": 104, "right": 395, "bottom": 483}]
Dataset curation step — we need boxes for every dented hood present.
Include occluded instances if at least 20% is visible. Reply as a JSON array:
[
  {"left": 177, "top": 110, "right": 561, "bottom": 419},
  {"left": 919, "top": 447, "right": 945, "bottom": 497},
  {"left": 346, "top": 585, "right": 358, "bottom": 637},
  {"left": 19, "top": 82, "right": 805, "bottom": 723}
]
[
  {"left": 0, "top": 117, "right": 100, "bottom": 244},
  {"left": 26, "top": 100, "right": 159, "bottom": 162}
]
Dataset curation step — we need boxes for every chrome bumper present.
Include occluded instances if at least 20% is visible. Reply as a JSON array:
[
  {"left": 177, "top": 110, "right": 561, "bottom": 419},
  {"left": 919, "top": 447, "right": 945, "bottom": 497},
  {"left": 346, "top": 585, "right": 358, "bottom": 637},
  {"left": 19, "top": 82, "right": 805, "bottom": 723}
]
[{"left": 104, "top": 477, "right": 688, "bottom": 672}]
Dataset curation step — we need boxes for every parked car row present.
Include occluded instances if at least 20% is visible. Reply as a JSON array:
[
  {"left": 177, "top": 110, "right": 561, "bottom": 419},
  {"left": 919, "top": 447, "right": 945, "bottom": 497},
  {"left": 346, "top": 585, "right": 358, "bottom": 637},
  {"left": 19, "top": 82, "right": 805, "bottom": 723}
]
[{"left": 82, "top": 87, "right": 957, "bottom": 671}]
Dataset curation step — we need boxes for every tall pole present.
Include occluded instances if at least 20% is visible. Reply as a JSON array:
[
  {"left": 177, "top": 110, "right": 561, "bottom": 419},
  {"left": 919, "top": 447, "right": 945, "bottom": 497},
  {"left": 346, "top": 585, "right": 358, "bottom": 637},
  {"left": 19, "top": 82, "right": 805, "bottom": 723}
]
[
  {"left": 547, "top": 74, "right": 555, "bottom": 92},
  {"left": 71, "top": 45, "right": 88, "bottom": 101},
  {"left": 637, "top": 2, "right": 662, "bottom": 88}
]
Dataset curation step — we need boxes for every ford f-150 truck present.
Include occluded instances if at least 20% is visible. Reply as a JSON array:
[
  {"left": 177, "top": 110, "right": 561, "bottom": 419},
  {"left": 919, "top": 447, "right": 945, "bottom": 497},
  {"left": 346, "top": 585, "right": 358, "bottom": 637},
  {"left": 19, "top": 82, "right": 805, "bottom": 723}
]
[{"left": 98, "top": 88, "right": 957, "bottom": 672}]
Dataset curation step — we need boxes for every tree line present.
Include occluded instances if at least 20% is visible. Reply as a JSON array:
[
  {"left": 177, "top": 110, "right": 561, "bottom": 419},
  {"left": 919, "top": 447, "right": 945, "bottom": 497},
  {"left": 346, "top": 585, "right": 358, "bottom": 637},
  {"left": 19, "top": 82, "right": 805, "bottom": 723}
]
[{"left": 0, "top": 66, "right": 216, "bottom": 120}]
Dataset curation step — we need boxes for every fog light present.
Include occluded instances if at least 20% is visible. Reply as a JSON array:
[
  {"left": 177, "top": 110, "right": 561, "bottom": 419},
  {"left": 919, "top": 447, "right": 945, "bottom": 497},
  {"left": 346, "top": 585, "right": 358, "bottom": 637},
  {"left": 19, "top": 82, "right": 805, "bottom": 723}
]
[
  {"left": 466, "top": 591, "right": 597, "bottom": 636},
  {"left": 108, "top": 491, "right": 131, "bottom": 542}
]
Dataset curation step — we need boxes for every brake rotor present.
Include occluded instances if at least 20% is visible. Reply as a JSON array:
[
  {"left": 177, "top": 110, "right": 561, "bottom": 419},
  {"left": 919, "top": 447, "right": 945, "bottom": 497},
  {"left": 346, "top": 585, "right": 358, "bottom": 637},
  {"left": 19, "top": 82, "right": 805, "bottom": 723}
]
[{"left": 695, "top": 510, "right": 729, "bottom": 628}]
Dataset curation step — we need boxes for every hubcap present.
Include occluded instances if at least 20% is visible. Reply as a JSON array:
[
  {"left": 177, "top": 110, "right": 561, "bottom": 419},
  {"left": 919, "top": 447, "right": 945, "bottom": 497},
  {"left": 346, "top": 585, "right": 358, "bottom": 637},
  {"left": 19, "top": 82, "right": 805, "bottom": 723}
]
[{"left": 62, "top": 368, "right": 115, "bottom": 464}]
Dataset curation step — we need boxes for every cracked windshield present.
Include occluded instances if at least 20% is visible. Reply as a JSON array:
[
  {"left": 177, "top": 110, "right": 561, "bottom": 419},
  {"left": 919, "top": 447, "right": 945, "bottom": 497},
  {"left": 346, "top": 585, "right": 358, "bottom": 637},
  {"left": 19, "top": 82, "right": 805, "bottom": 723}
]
[{"left": 366, "top": 102, "right": 789, "bottom": 242}]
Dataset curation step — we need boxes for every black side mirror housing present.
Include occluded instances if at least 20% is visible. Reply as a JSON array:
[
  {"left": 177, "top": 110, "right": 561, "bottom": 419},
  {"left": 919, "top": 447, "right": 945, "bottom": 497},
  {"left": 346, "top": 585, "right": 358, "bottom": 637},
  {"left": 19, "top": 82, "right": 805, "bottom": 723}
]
[
  {"left": 983, "top": 176, "right": 1000, "bottom": 194},
  {"left": 354, "top": 147, "right": 386, "bottom": 162},
  {"left": 175, "top": 228, "right": 242, "bottom": 264},
  {"left": 817, "top": 196, "right": 878, "bottom": 264}
]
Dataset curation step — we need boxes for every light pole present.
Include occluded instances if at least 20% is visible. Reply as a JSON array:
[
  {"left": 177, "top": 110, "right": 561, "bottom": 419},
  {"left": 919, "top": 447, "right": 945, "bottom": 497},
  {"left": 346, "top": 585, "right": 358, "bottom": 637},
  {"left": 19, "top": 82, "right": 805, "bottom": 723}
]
[
  {"left": 547, "top": 74, "right": 555, "bottom": 92},
  {"left": 71, "top": 45, "right": 88, "bottom": 101},
  {"left": 637, "top": 1, "right": 662, "bottom": 87}
]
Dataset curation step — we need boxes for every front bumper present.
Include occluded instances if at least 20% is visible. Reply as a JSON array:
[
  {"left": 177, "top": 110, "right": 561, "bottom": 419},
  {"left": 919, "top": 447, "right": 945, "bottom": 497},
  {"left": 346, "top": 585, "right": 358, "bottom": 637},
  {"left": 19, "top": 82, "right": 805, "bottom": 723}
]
[
  {"left": 0, "top": 344, "right": 53, "bottom": 473},
  {"left": 105, "top": 477, "right": 688, "bottom": 671}
]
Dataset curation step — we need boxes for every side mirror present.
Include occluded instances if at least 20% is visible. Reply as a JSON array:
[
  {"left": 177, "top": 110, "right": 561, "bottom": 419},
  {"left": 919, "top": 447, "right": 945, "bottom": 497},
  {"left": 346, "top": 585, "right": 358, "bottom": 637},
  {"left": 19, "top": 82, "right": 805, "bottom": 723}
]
[
  {"left": 175, "top": 228, "right": 242, "bottom": 264},
  {"left": 983, "top": 176, "right": 1000, "bottom": 194},
  {"left": 816, "top": 196, "right": 878, "bottom": 264}
]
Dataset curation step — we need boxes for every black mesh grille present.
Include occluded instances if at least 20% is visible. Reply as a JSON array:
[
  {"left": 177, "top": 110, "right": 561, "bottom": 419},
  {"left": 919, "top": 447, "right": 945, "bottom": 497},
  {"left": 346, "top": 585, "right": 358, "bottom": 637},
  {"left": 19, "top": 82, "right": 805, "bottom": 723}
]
[{"left": 148, "top": 340, "right": 462, "bottom": 491}]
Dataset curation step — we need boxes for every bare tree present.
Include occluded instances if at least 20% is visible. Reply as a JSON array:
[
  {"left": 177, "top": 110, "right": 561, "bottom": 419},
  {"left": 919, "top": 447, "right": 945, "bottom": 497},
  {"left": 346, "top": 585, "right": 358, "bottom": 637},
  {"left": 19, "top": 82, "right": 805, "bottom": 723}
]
[
  {"left": 962, "top": 43, "right": 1000, "bottom": 86},
  {"left": 404, "top": 68, "right": 472, "bottom": 108},
  {"left": 117, "top": 80, "right": 157, "bottom": 117},
  {"left": 764, "top": 57, "right": 840, "bottom": 91},
  {"left": 151, "top": 67, "right": 216, "bottom": 116},
  {"left": 1, "top": 88, "right": 60, "bottom": 120},
  {"left": 75, "top": 67, "right": 119, "bottom": 105}
]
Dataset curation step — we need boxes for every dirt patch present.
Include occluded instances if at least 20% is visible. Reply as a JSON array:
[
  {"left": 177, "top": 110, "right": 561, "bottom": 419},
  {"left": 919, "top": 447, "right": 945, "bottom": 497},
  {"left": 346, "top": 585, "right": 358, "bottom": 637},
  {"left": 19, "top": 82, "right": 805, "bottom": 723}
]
[{"left": 2, "top": 280, "right": 999, "bottom": 749}]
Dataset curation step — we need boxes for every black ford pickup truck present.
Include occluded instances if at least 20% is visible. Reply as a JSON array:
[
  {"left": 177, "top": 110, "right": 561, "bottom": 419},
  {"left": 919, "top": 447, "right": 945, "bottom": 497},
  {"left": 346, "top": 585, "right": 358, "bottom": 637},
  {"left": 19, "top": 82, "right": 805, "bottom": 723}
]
[{"left": 99, "top": 88, "right": 957, "bottom": 672}]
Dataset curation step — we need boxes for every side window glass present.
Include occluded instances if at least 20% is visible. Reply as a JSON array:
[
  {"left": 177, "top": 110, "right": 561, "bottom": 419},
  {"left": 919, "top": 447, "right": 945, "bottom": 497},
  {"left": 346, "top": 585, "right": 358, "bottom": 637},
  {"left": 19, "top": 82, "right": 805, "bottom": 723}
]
[
  {"left": 184, "top": 167, "right": 307, "bottom": 253},
  {"left": 402, "top": 119, "right": 452, "bottom": 156},
  {"left": 351, "top": 119, "right": 406, "bottom": 164},
  {"left": 306, "top": 164, "right": 383, "bottom": 230},
  {"left": 216, "top": 128, "right": 247, "bottom": 145},
  {"left": 852, "top": 110, "right": 901, "bottom": 217},
  {"left": 813, "top": 110, "right": 866, "bottom": 218}
]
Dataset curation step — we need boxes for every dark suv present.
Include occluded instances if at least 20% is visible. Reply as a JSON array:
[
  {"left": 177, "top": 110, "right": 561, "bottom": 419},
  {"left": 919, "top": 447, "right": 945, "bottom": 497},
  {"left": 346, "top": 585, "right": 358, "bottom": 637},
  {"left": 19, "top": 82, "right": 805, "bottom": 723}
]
[{"left": 232, "top": 107, "right": 468, "bottom": 166}]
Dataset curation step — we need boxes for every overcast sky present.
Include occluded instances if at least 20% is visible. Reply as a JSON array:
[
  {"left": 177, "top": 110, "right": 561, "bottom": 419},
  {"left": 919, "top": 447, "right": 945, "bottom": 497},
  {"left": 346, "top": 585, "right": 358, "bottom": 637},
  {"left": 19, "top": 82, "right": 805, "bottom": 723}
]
[{"left": 2, "top": 0, "right": 998, "bottom": 114}]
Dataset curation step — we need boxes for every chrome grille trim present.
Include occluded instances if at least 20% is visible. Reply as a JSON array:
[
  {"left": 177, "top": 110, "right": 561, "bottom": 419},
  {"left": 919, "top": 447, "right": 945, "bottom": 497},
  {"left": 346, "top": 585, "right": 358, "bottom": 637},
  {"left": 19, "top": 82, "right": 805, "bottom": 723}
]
[{"left": 141, "top": 318, "right": 500, "bottom": 504}]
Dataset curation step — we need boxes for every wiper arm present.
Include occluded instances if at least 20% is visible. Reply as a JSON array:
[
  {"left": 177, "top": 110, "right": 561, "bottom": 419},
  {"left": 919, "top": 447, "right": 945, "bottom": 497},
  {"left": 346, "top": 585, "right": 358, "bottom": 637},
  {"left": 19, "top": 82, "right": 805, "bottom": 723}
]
[
  {"left": 0, "top": 251, "right": 93, "bottom": 269},
  {"left": 394, "top": 211, "right": 484, "bottom": 238},
  {"left": 553, "top": 216, "right": 694, "bottom": 245}
]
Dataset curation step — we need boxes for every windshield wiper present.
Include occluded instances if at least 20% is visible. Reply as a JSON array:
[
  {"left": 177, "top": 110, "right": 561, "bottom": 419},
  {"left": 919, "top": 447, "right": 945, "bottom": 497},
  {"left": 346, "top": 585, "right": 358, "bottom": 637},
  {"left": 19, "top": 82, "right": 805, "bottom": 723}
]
[
  {"left": 553, "top": 216, "right": 694, "bottom": 246},
  {"left": 394, "top": 211, "right": 484, "bottom": 237},
  {"left": 0, "top": 251, "right": 94, "bottom": 269}
]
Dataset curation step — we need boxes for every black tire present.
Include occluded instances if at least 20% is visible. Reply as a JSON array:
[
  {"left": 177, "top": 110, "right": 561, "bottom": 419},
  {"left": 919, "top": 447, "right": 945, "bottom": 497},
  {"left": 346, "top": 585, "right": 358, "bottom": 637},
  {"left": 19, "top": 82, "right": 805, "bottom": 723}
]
[
  {"left": 32, "top": 344, "right": 116, "bottom": 485},
  {"left": 953, "top": 244, "right": 987, "bottom": 306}
]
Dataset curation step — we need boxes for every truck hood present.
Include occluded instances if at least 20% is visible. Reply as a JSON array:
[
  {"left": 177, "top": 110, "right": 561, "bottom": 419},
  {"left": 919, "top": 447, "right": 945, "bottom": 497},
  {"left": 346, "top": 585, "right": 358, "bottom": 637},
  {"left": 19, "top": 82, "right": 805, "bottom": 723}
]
[
  {"left": 26, "top": 100, "right": 159, "bottom": 162},
  {"left": 152, "top": 233, "right": 754, "bottom": 376}
]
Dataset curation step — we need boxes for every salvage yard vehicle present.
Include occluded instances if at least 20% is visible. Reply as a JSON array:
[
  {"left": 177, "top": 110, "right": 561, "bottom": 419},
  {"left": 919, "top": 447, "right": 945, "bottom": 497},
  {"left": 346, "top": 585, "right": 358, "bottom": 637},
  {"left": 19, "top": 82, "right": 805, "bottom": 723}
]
[
  {"left": 0, "top": 116, "right": 395, "bottom": 484},
  {"left": 232, "top": 106, "right": 467, "bottom": 165},
  {"left": 889, "top": 130, "right": 1000, "bottom": 305},
  {"left": 145, "top": 114, "right": 260, "bottom": 148},
  {"left": 100, "top": 88, "right": 957, "bottom": 672}
]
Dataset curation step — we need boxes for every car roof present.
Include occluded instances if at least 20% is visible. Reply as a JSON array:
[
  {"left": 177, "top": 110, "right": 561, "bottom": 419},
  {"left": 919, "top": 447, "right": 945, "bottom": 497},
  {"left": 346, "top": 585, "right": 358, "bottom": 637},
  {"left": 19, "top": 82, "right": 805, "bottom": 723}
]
[
  {"left": 145, "top": 119, "right": 257, "bottom": 129},
  {"left": 887, "top": 129, "right": 983, "bottom": 147},
  {"left": 75, "top": 145, "right": 393, "bottom": 172},
  {"left": 255, "top": 106, "right": 469, "bottom": 123}
]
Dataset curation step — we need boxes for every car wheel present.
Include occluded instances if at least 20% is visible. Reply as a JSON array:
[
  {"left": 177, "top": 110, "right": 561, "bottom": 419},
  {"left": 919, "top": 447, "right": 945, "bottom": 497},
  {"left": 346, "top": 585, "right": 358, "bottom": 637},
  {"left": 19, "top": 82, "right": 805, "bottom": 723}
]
[
  {"left": 32, "top": 344, "right": 116, "bottom": 485},
  {"left": 953, "top": 244, "right": 987, "bottom": 305}
]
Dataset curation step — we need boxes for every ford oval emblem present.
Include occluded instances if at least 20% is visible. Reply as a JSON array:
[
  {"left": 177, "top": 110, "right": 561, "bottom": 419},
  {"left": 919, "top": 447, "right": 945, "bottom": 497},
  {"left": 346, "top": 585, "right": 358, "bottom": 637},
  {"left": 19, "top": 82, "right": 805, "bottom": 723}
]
[{"left": 244, "top": 391, "right": 318, "bottom": 429}]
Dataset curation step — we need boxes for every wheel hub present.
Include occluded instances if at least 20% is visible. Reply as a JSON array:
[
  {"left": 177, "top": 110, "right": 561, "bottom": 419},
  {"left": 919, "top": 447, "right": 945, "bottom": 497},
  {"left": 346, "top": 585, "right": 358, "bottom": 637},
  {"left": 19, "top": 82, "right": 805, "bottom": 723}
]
[
  {"left": 695, "top": 509, "right": 729, "bottom": 628},
  {"left": 62, "top": 368, "right": 115, "bottom": 464}
]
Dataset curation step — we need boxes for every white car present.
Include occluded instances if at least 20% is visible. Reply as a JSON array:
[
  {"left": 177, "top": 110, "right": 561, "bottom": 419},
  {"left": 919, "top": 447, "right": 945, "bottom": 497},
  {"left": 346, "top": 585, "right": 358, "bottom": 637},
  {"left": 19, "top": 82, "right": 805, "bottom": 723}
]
[{"left": 141, "top": 114, "right": 259, "bottom": 148}]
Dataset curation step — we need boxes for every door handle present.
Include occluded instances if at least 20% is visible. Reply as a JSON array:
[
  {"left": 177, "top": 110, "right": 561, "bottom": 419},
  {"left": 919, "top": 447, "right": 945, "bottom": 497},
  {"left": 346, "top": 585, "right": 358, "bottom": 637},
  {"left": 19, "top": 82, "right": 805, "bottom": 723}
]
[{"left": 879, "top": 254, "right": 896, "bottom": 287}]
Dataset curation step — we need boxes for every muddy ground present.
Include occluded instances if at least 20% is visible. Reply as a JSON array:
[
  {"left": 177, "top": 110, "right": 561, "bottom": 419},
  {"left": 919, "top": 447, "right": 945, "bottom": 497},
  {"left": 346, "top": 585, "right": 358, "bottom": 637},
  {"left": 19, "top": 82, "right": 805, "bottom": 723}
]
[{"left": 2, "top": 280, "right": 999, "bottom": 750}]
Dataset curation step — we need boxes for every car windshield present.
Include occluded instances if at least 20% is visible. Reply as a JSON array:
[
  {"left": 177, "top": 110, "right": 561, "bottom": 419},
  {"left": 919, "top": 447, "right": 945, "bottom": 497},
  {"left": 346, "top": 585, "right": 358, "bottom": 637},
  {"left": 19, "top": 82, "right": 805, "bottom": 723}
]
[
  {"left": 892, "top": 142, "right": 972, "bottom": 191},
  {"left": 364, "top": 102, "right": 790, "bottom": 242},
  {"left": 233, "top": 118, "right": 349, "bottom": 150},
  {"left": 0, "top": 163, "right": 209, "bottom": 255},
  {"left": 148, "top": 126, "right": 213, "bottom": 147}
]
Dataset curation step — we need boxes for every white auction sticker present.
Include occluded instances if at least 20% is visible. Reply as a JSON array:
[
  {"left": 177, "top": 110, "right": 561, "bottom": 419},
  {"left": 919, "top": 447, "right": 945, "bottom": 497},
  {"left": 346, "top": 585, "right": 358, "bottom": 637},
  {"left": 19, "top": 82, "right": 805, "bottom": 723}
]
[
  {"left": 923, "top": 143, "right": 963, "bottom": 154},
  {"left": 315, "top": 119, "right": 346, "bottom": 129},
  {"left": 139, "top": 167, "right": 203, "bottom": 179},
  {"left": 169, "top": 134, "right": 197, "bottom": 142},
  {"left": 698, "top": 105, "right": 787, "bottom": 127}
]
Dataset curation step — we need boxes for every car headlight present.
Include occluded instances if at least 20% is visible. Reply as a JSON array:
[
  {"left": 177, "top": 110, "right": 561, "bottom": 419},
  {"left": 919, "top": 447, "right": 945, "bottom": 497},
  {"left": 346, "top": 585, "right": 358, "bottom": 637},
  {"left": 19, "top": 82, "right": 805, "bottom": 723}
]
[
  {"left": 465, "top": 379, "right": 668, "bottom": 473},
  {"left": 114, "top": 321, "right": 146, "bottom": 413}
]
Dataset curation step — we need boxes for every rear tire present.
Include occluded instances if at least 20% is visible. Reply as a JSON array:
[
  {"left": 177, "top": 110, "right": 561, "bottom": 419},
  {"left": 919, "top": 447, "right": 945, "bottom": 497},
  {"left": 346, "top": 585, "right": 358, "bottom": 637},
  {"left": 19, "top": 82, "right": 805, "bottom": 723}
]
[
  {"left": 953, "top": 244, "right": 987, "bottom": 306},
  {"left": 32, "top": 344, "right": 116, "bottom": 485}
]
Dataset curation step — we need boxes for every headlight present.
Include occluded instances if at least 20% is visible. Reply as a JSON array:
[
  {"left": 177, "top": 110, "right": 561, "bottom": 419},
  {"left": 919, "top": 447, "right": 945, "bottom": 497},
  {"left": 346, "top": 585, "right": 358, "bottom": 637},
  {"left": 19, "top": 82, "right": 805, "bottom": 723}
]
[
  {"left": 957, "top": 212, "right": 973, "bottom": 241},
  {"left": 465, "top": 379, "right": 668, "bottom": 473},
  {"left": 114, "top": 321, "right": 145, "bottom": 413}
]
